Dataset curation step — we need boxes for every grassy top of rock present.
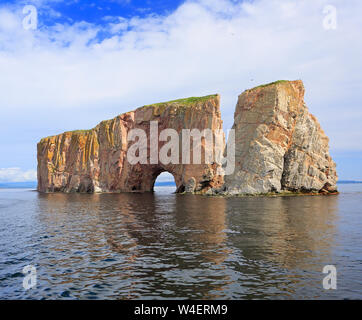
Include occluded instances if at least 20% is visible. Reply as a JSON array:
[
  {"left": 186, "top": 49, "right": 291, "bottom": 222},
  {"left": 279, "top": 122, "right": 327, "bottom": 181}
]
[
  {"left": 38, "top": 94, "right": 218, "bottom": 144},
  {"left": 144, "top": 94, "right": 218, "bottom": 108},
  {"left": 247, "top": 80, "right": 294, "bottom": 91}
]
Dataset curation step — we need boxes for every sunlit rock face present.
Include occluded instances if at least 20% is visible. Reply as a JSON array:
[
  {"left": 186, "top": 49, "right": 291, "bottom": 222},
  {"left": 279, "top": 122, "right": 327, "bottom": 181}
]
[
  {"left": 37, "top": 95, "right": 224, "bottom": 193},
  {"left": 37, "top": 80, "right": 338, "bottom": 195},
  {"left": 222, "top": 80, "right": 338, "bottom": 195}
]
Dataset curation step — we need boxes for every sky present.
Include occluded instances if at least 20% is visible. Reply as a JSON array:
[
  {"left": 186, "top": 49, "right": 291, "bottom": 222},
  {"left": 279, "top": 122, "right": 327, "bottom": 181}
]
[{"left": 0, "top": 0, "right": 361, "bottom": 182}]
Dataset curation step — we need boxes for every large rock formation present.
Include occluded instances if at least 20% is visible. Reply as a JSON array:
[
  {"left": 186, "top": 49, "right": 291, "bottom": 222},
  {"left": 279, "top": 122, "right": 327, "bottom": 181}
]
[
  {"left": 222, "top": 80, "right": 337, "bottom": 195},
  {"left": 37, "top": 80, "right": 338, "bottom": 195},
  {"left": 37, "top": 95, "right": 224, "bottom": 193}
]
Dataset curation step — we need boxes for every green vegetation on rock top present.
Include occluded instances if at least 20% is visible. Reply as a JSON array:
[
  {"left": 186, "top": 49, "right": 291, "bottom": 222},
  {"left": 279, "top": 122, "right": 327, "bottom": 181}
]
[
  {"left": 247, "top": 80, "right": 292, "bottom": 91},
  {"left": 144, "top": 94, "right": 218, "bottom": 107},
  {"left": 39, "top": 95, "right": 218, "bottom": 143}
]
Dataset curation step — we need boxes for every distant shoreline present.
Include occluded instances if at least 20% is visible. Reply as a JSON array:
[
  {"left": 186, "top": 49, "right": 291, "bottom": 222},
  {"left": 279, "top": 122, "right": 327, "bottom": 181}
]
[
  {"left": 337, "top": 180, "right": 362, "bottom": 184},
  {"left": 1, "top": 180, "right": 362, "bottom": 189}
]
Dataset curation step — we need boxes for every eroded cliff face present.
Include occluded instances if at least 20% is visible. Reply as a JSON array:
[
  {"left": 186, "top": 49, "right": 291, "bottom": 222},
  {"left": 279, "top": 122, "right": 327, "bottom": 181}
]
[
  {"left": 222, "top": 80, "right": 338, "bottom": 195},
  {"left": 37, "top": 95, "right": 224, "bottom": 193},
  {"left": 38, "top": 80, "right": 338, "bottom": 195}
]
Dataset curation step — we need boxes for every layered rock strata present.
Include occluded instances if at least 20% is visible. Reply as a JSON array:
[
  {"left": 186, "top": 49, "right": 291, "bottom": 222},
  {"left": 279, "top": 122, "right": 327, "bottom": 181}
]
[
  {"left": 37, "top": 95, "right": 224, "bottom": 193},
  {"left": 222, "top": 80, "right": 337, "bottom": 195},
  {"left": 37, "top": 80, "right": 338, "bottom": 195}
]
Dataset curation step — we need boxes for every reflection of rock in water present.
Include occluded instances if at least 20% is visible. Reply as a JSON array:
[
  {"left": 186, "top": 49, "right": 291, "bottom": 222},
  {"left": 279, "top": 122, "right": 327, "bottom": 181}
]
[
  {"left": 99, "top": 193, "right": 230, "bottom": 299},
  {"left": 91, "top": 193, "right": 229, "bottom": 264},
  {"left": 174, "top": 194, "right": 228, "bottom": 264},
  {"left": 273, "top": 197, "right": 338, "bottom": 270},
  {"left": 228, "top": 196, "right": 338, "bottom": 269},
  {"left": 172, "top": 195, "right": 230, "bottom": 299},
  {"left": 35, "top": 191, "right": 339, "bottom": 299},
  {"left": 226, "top": 195, "right": 338, "bottom": 298},
  {"left": 36, "top": 192, "right": 161, "bottom": 298},
  {"left": 37, "top": 192, "right": 230, "bottom": 299}
]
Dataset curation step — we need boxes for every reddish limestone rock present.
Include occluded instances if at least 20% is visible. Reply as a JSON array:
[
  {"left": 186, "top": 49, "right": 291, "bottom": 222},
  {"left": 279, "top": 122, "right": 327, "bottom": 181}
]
[
  {"left": 37, "top": 95, "right": 225, "bottom": 193},
  {"left": 37, "top": 81, "right": 338, "bottom": 196}
]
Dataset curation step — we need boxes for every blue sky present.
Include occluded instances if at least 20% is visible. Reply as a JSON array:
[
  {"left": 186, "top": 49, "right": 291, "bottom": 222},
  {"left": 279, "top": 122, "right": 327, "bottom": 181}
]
[
  {"left": 0, "top": 0, "right": 361, "bottom": 182},
  {"left": 11, "top": 0, "right": 185, "bottom": 26}
]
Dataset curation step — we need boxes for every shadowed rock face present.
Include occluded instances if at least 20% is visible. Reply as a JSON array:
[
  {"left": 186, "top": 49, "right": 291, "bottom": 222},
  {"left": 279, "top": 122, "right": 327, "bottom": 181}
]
[
  {"left": 37, "top": 95, "right": 224, "bottom": 193},
  {"left": 222, "top": 80, "right": 337, "bottom": 194}
]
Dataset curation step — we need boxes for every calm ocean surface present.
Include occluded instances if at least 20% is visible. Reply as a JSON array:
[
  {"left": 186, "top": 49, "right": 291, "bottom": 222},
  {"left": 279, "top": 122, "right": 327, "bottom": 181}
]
[{"left": 0, "top": 184, "right": 361, "bottom": 300}]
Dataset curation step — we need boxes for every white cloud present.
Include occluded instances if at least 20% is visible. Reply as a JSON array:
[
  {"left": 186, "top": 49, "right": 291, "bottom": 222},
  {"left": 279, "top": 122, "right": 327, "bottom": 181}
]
[
  {"left": 0, "top": 0, "right": 362, "bottom": 177},
  {"left": 0, "top": 168, "right": 37, "bottom": 182}
]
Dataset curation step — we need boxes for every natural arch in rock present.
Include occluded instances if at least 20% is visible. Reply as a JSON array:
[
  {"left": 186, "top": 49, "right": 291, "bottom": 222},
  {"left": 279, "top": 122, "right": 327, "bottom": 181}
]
[
  {"left": 123, "top": 164, "right": 183, "bottom": 193},
  {"left": 37, "top": 95, "right": 225, "bottom": 194},
  {"left": 37, "top": 80, "right": 338, "bottom": 195},
  {"left": 152, "top": 171, "right": 177, "bottom": 192}
]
